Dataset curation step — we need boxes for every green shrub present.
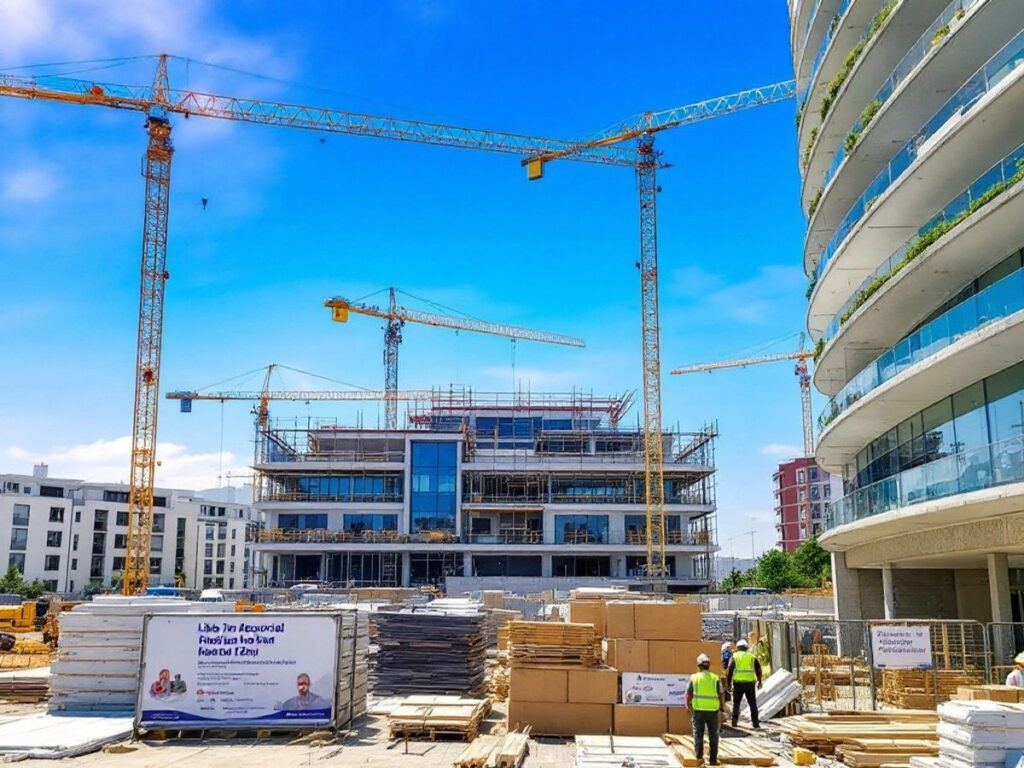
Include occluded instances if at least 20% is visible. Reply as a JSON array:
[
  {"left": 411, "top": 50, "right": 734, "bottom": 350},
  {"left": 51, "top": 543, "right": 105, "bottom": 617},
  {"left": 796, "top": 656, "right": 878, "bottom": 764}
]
[
  {"left": 803, "top": 126, "right": 819, "bottom": 168},
  {"left": 806, "top": 274, "right": 818, "bottom": 300},
  {"left": 819, "top": 2, "right": 896, "bottom": 122},
  {"left": 813, "top": 337, "right": 826, "bottom": 363},
  {"left": 808, "top": 188, "right": 823, "bottom": 217},
  {"left": 844, "top": 130, "right": 859, "bottom": 153}
]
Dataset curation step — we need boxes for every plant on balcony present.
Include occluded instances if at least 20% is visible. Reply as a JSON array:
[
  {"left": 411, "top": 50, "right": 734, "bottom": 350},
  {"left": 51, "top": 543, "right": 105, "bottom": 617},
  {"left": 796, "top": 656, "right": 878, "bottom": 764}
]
[
  {"left": 932, "top": 7, "right": 966, "bottom": 48},
  {"left": 837, "top": 158, "right": 1024, "bottom": 329},
  {"left": 803, "top": 126, "right": 819, "bottom": 169},
  {"left": 808, "top": 187, "right": 823, "bottom": 217},
  {"left": 795, "top": 103, "right": 804, "bottom": 131},
  {"left": 844, "top": 99, "right": 883, "bottom": 153},
  {"left": 806, "top": 273, "right": 818, "bottom": 300},
  {"left": 819, "top": 1, "right": 897, "bottom": 122},
  {"left": 812, "top": 336, "right": 826, "bottom": 363}
]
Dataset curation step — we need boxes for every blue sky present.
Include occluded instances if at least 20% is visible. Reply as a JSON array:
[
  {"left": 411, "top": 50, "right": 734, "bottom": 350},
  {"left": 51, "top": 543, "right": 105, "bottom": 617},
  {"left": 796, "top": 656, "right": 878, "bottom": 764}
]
[{"left": 0, "top": 0, "right": 811, "bottom": 557}]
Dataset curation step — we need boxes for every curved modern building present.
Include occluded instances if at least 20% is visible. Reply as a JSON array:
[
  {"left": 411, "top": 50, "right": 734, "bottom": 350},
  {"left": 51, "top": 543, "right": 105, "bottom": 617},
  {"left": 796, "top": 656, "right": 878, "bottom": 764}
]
[{"left": 791, "top": 0, "right": 1024, "bottom": 620}]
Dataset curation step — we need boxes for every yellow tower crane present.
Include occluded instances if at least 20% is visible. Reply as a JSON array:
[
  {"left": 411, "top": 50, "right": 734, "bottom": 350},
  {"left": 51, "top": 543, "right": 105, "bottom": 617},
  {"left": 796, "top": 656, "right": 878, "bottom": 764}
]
[{"left": 325, "top": 288, "right": 585, "bottom": 430}]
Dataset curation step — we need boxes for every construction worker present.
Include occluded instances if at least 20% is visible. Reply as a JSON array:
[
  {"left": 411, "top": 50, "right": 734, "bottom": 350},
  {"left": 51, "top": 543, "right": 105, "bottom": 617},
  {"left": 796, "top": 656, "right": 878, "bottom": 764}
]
[
  {"left": 687, "top": 653, "right": 726, "bottom": 766},
  {"left": 720, "top": 640, "right": 734, "bottom": 672},
  {"left": 727, "top": 638, "right": 763, "bottom": 728},
  {"left": 1006, "top": 652, "right": 1024, "bottom": 687}
]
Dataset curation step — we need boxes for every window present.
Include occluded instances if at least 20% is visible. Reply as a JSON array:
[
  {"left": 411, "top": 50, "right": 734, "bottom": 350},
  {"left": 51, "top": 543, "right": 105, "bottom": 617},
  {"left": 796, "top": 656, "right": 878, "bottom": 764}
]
[
  {"left": 153, "top": 514, "right": 165, "bottom": 533},
  {"left": 230, "top": 545, "right": 236, "bottom": 556},
  {"left": 231, "top": 528, "right": 237, "bottom": 539},
  {"left": 345, "top": 514, "right": 398, "bottom": 534},
  {"left": 92, "top": 532, "right": 106, "bottom": 555},
  {"left": 90, "top": 556, "right": 104, "bottom": 578},
  {"left": 229, "top": 561, "right": 235, "bottom": 573},
  {"left": 49, "top": 507, "right": 64, "bottom": 523},
  {"left": 112, "top": 557, "right": 125, "bottom": 572},
  {"left": 94, "top": 510, "right": 108, "bottom": 531},
  {"left": 44, "top": 555, "right": 60, "bottom": 571},
  {"left": 72, "top": 534, "right": 79, "bottom": 550},
  {"left": 824, "top": 484, "right": 831, "bottom": 499},
  {"left": 39, "top": 485, "right": 63, "bottom": 498},
  {"left": 216, "top": 561, "right": 225, "bottom": 574},
  {"left": 203, "top": 560, "right": 213, "bottom": 575},
  {"left": 116, "top": 511, "right": 129, "bottom": 527},
  {"left": 410, "top": 441, "right": 458, "bottom": 532},
  {"left": 113, "top": 534, "right": 127, "bottom": 549},
  {"left": 42, "top": 580, "right": 57, "bottom": 592},
  {"left": 204, "top": 543, "right": 214, "bottom": 558},
  {"left": 809, "top": 467, "right": 819, "bottom": 481},
  {"left": 46, "top": 530, "right": 62, "bottom": 548},
  {"left": 149, "top": 558, "right": 161, "bottom": 574},
  {"left": 2, "top": 482, "right": 18, "bottom": 493},
  {"left": 150, "top": 535, "right": 163, "bottom": 552},
  {"left": 74, "top": 510, "right": 81, "bottom": 523},
  {"left": 554, "top": 514, "right": 609, "bottom": 544},
  {"left": 8, "top": 554, "right": 25, "bottom": 572},
  {"left": 205, "top": 527, "right": 214, "bottom": 540},
  {"left": 797, "top": 470, "right": 805, "bottom": 483},
  {"left": 10, "top": 528, "right": 28, "bottom": 551},
  {"left": 103, "top": 490, "right": 129, "bottom": 504},
  {"left": 12, "top": 504, "right": 29, "bottom": 526},
  {"left": 278, "top": 514, "right": 328, "bottom": 530},
  {"left": 216, "top": 543, "right": 225, "bottom": 558},
  {"left": 71, "top": 558, "right": 77, "bottom": 571}
]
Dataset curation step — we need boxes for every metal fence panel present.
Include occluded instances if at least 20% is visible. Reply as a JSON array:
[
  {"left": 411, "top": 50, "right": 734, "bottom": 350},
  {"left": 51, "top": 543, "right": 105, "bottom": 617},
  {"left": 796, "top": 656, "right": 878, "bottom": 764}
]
[
  {"left": 987, "top": 622, "right": 1024, "bottom": 684},
  {"left": 793, "top": 619, "right": 874, "bottom": 712}
]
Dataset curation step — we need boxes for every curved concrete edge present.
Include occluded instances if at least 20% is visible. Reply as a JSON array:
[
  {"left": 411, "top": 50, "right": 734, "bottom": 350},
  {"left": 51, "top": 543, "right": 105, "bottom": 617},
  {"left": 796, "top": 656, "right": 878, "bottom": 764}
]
[
  {"left": 820, "top": 480, "right": 1024, "bottom": 555},
  {"left": 797, "top": 0, "right": 887, "bottom": 163},
  {"left": 800, "top": 0, "right": 945, "bottom": 211},
  {"left": 816, "top": 309, "right": 1024, "bottom": 471},
  {"left": 802, "top": 0, "right": 1018, "bottom": 239},
  {"left": 813, "top": 179, "right": 1024, "bottom": 396},
  {"left": 806, "top": 65, "right": 1024, "bottom": 335}
]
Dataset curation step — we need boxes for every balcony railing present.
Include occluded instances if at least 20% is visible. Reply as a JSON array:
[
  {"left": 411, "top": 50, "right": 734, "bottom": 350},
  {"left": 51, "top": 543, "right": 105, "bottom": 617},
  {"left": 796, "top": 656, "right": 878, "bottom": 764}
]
[
  {"left": 812, "top": 28, "right": 1024, "bottom": 282},
  {"left": 461, "top": 490, "right": 714, "bottom": 506},
  {"left": 799, "top": 0, "right": 855, "bottom": 108},
  {"left": 822, "top": 140, "right": 1024, "bottom": 342},
  {"left": 254, "top": 527, "right": 716, "bottom": 547},
  {"left": 819, "top": 261, "right": 1024, "bottom": 430},
  {"left": 827, "top": 436, "right": 1024, "bottom": 528},
  {"left": 261, "top": 492, "right": 404, "bottom": 504}
]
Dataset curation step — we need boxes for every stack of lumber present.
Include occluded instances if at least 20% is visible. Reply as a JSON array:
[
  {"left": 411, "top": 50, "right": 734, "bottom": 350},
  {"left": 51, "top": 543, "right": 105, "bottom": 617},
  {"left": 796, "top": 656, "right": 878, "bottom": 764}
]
[
  {"left": 777, "top": 711, "right": 938, "bottom": 766},
  {"left": 372, "top": 609, "right": 488, "bottom": 696},
  {"left": 453, "top": 728, "right": 531, "bottom": 768},
  {"left": 934, "top": 700, "right": 1024, "bottom": 768},
  {"left": 508, "top": 621, "right": 598, "bottom": 667},
  {"left": 664, "top": 733, "right": 776, "bottom": 766},
  {"left": 486, "top": 609, "right": 521, "bottom": 646},
  {"left": 48, "top": 595, "right": 235, "bottom": 711},
  {"left": 954, "top": 684, "right": 1024, "bottom": 703},
  {"left": 387, "top": 695, "right": 491, "bottom": 741},
  {"left": 881, "top": 670, "right": 984, "bottom": 709},
  {"left": 491, "top": 624, "right": 510, "bottom": 701},
  {"left": 575, "top": 735, "right": 679, "bottom": 768},
  {"left": 0, "top": 666, "right": 49, "bottom": 702}
]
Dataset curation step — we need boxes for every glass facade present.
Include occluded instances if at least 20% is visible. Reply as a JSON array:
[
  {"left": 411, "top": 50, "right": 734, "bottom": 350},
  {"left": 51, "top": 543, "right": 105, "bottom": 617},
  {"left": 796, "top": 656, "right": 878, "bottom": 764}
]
[
  {"left": 410, "top": 441, "right": 458, "bottom": 532},
  {"left": 278, "top": 513, "right": 328, "bottom": 530},
  {"left": 554, "top": 514, "right": 609, "bottom": 544},
  {"left": 295, "top": 474, "right": 402, "bottom": 502},
  {"left": 344, "top": 514, "right": 398, "bottom": 533}
]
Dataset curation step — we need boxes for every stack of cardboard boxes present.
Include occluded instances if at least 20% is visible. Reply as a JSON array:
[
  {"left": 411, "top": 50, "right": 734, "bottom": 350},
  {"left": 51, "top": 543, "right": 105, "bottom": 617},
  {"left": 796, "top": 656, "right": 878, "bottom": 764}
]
[{"left": 506, "top": 598, "right": 721, "bottom": 737}]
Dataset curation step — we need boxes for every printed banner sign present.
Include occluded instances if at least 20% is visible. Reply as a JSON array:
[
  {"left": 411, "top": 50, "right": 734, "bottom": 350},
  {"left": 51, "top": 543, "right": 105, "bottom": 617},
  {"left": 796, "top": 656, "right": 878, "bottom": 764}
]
[
  {"left": 870, "top": 625, "right": 932, "bottom": 669},
  {"left": 137, "top": 613, "right": 338, "bottom": 729},
  {"left": 621, "top": 672, "right": 690, "bottom": 706}
]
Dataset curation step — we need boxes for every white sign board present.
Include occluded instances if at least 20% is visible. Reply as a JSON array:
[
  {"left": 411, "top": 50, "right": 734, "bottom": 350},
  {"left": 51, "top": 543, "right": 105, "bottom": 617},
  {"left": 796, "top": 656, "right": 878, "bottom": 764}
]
[
  {"left": 870, "top": 625, "right": 932, "bottom": 669},
  {"left": 621, "top": 672, "right": 690, "bottom": 707},
  {"left": 137, "top": 613, "right": 338, "bottom": 729}
]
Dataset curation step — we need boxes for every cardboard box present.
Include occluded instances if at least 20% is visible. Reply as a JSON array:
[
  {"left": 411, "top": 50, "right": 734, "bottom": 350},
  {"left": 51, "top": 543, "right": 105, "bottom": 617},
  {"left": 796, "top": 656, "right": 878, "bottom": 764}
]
[
  {"left": 634, "top": 602, "right": 701, "bottom": 641},
  {"left": 614, "top": 704, "right": 668, "bottom": 736},
  {"left": 604, "top": 639, "right": 649, "bottom": 672},
  {"left": 668, "top": 706, "right": 692, "bottom": 734},
  {"left": 509, "top": 667, "right": 568, "bottom": 703},
  {"left": 649, "top": 641, "right": 724, "bottom": 674},
  {"left": 569, "top": 667, "right": 619, "bottom": 704},
  {"left": 509, "top": 701, "right": 613, "bottom": 736},
  {"left": 568, "top": 601, "right": 606, "bottom": 637},
  {"left": 605, "top": 601, "right": 636, "bottom": 639}
]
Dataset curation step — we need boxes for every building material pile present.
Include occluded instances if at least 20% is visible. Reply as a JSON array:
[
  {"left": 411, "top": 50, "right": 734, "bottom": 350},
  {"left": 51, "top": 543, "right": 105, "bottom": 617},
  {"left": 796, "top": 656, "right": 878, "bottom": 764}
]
[
  {"left": 48, "top": 596, "right": 235, "bottom": 711},
  {"left": 0, "top": 602, "right": 38, "bottom": 634},
  {"left": 490, "top": 624, "right": 511, "bottom": 701},
  {"left": 777, "top": 711, "right": 938, "bottom": 766},
  {"left": 0, "top": 666, "right": 50, "bottom": 703},
  {"left": 664, "top": 733, "right": 776, "bottom": 766},
  {"left": 453, "top": 728, "right": 531, "bottom": 768},
  {"left": 881, "top": 670, "right": 984, "bottom": 709},
  {"left": 371, "top": 609, "right": 488, "bottom": 696},
  {"left": 928, "top": 700, "right": 1024, "bottom": 768},
  {"left": 737, "top": 669, "right": 801, "bottom": 722},
  {"left": 387, "top": 695, "right": 491, "bottom": 741},
  {"left": 575, "top": 735, "right": 679, "bottom": 768},
  {"left": 508, "top": 621, "right": 599, "bottom": 667},
  {"left": 955, "top": 684, "right": 1024, "bottom": 703},
  {"left": 336, "top": 610, "right": 371, "bottom": 726}
]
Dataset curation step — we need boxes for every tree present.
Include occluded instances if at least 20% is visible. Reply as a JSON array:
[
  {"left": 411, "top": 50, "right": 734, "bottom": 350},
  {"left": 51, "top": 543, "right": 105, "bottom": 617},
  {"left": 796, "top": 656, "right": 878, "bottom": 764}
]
[
  {"left": 0, "top": 565, "right": 47, "bottom": 598},
  {"left": 792, "top": 535, "right": 831, "bottom": 586},
  {"left": 752, "top": 549, "right": 800, "bottom": 593},
  {"left": 719, "top": 568, "right": 750, "bottom": 594}
]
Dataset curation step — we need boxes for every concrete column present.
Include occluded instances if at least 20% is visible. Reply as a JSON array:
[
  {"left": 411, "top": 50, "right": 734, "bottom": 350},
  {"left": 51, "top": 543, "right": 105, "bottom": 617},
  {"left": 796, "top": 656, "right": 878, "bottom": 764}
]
[
  {"left": 401, "top": 552, "right": 411, "bottom": 587},
  {"left": 541, "top": 553, "right": 553, "bottom": 577},
  {"left": 831, "top": 551, "right": 863, "bottom": 620},
  {"left": 462, "top": 551, "right": 473, "bottom": 576},
  {"left": 882, "top": 563, "right": 895, "bottom": 620},
  {"left": 988, "top": 552, "right": 1012, "bottom": 623}
]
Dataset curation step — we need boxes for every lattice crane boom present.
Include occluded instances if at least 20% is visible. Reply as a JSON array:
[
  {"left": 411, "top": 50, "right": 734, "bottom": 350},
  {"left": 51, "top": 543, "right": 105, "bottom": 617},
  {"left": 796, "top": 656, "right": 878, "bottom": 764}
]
[{"left": 326, "top": 288, "right": 585, "bottom": 430}]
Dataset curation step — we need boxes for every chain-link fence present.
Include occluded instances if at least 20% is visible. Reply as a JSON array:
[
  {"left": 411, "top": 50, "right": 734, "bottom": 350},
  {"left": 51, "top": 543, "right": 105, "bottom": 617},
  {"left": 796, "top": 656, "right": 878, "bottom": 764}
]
[
  {"left": 987, "top": 621, "right": 1024, "bottom": 684},
  {"left": 792, "top": 619, "right": 874, "bottom": 712}
]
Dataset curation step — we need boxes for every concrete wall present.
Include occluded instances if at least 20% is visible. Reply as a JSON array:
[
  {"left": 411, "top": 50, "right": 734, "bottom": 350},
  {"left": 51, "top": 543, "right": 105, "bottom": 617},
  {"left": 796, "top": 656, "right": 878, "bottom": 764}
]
[{"left": 954, "top": 569, "right": 994, "bottom": 623}]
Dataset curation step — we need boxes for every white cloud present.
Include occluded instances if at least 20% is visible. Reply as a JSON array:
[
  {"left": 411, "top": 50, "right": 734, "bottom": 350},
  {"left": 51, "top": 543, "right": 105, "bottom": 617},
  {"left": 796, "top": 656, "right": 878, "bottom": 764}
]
[
  {"left": 0, "top": 165, "right": 60, "bottom": 203},
  {"left": 759, "top": 442, "right": 802, "bottom": 458},
  {"left": 668, "top": 265, "right": 806, "bottom": 326},
  {"left": 4, "top": 436, "right": 246, "bottom": 491}
]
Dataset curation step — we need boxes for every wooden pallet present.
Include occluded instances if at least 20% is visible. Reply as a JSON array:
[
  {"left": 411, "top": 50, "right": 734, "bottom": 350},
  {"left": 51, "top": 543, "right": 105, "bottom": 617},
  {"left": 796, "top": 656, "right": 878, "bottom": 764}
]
[
  {"left": 664, "top": 734, "right": 776, "bottom": 766},
  {"left": 387, "top": 696, "right": 491, "bottom": 742}
]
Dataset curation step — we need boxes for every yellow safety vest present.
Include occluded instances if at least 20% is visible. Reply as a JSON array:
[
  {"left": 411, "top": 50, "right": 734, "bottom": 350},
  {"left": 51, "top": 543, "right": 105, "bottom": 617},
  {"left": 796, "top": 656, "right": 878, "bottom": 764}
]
[
  {"left": 691, "top": 670, "right": 721, "bottom": 711},
  {"left": 732, "top": 650, "right": 757, "bottom": 683}
]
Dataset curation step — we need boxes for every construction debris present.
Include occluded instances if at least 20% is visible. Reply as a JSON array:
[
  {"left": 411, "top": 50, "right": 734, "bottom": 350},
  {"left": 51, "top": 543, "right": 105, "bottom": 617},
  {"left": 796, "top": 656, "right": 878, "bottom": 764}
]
[
  {"left": 664, "top": 733, "right": 776, "bottom": 766},
  {"left": 372, "top": 609, "right": 488, "bottom": 695},
  {"left": 387, "top": 695, "right": 491, "bottom": 741}
]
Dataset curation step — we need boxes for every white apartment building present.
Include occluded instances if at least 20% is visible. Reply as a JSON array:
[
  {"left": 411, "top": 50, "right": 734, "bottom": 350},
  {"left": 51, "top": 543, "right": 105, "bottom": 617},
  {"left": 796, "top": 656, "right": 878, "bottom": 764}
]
[
  {"left": 792, "top": 0, "right": 1024, "bottom": 620},
  {"left": 250, "top": 390, "right": 719, "bottom": 592},
  {"left": 0, "top": 465, "right": 256, "bottom": 593}
]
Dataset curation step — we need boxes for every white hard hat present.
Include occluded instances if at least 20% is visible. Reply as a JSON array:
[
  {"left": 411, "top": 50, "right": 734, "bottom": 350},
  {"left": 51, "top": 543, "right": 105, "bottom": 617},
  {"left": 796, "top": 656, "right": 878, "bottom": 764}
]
[
  {"left": 721, "top": 641, "right": 731, "bottom": 651},
  {"left": 736, "top": 639, "right": 749, "bottom": 649},
  {"left": 697, "top": 653, "right": 711, "bottom": 664}
]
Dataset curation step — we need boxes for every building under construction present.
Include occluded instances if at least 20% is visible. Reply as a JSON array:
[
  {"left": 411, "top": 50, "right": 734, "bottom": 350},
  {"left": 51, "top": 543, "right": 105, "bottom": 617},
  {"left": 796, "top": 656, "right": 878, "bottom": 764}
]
[{"left": 250, "top": 388, "right": 718, "bottom": 591}]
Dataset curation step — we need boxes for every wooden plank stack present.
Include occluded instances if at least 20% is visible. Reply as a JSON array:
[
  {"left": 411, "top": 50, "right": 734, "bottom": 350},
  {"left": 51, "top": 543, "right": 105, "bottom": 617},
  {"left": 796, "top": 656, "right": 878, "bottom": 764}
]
[
  {"left": 387, "top": 695, "right": 491, "bottom": 741},
  {"left": 372, "top": 609, "right": 488, "bottom": 696},
  {"left": 881, "top": 670, "right": 984, "bottom": 709},
  {"left": 664, "top": 733, "right": 776, "bottom": 766},
  {"left": 508, "top": 621, "right": 599, "bottom": 667},
  {"left": 777, "top": 711, "right": 939, "bottom": 766},
  {"left": 453, "top": 728, "right": 531, "bottom": 768}
]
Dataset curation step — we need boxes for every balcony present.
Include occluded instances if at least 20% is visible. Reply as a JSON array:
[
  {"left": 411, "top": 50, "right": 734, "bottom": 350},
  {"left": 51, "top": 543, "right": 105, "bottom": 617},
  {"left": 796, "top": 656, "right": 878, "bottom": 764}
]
[
  {"left": 826, "top": 435, "right": 1024, "bottom": 529},
  {"left": 252, "top": 528, "right": 716, "bottom": 548},
  {"left": 807, "top": 28, "right": 1024, "bottom": 302},
  {"left": 261, "top": 491, "right": 403, "bottom": 504},
  {"left": 819, "top": 258, "right": 1024, "bottom": 431}
]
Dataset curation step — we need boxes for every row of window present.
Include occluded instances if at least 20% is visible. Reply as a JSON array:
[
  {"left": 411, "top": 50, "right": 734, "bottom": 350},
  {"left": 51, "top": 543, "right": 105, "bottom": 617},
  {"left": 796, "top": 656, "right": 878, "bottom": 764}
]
[{"left": 852, "top": 361, "right": 1024, "bottom": 491}]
